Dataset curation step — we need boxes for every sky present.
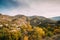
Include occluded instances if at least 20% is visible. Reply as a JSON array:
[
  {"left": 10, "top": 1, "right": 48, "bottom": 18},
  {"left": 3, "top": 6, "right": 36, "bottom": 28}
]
[{"left": 0, "top": 0, "right": 60, "bottom": 18}]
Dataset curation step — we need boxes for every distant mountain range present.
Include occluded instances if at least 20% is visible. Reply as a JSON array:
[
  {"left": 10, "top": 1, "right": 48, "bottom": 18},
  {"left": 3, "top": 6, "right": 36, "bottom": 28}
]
[{"left": 51, "top": 16, "right": 60, "bottom": 21}]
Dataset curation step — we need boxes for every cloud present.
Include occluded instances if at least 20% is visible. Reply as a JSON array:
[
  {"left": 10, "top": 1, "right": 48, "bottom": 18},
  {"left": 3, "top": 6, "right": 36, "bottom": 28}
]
[
  {"left": 0, "top": 0, "right": 60, "bottom": 17},
  {"left": 0, "top": 0, "right": 21, "bottom": 9}
]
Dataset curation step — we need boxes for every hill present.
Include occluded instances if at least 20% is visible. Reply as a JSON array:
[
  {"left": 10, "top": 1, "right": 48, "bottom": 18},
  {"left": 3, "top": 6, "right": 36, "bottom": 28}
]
[
  {"left": 51, "top": 16, "right": 60, "bottom": 21},
  {"left": 0, "top": 14, "right": 60, "bottom": 40}
]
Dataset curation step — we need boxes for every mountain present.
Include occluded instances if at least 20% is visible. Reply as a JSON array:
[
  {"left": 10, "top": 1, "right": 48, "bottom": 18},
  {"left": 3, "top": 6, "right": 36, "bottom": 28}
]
[
  {"left": 0, "top": 14, "right": 57, "bottom": 27},
  {"left": 51, "top": 16, "right": 60, "bottom": 21},
  {"left": 28, "top": 16, "right": 56, "bottom": 26}
]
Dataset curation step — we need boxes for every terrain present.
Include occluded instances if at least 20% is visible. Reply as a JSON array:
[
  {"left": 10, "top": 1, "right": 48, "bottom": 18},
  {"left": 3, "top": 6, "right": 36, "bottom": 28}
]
[{"left": 0, "top": 14, "right": 60, "bottom": 40}]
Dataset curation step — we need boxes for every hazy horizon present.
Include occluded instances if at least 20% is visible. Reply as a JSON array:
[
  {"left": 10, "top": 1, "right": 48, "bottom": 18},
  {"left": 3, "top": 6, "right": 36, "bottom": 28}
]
[{"left": 0, "top": 0, "right": 60, "bottom": 18}]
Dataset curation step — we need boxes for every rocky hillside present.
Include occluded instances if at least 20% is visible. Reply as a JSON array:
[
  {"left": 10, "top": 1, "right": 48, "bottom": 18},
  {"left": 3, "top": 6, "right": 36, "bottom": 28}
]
[{"left": 0, "top": 14, "right": 57, "bottom": 26}]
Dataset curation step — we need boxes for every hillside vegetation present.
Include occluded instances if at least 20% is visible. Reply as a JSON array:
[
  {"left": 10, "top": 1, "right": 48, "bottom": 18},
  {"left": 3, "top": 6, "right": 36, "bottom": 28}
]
[{"left": 0, "top": 14, "right": 60, "bottom": 40}]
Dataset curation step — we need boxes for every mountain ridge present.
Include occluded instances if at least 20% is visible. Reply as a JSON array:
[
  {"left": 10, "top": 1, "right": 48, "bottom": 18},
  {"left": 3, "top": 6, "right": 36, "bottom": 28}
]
[{"left": 51, "top": 16, "right": 60, "bottom": 21}]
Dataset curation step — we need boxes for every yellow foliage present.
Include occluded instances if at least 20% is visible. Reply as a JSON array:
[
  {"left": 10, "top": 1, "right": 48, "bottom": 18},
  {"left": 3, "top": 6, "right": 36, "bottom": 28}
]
[
  {"left": 54, "top": 29, "right": 60, "bottom": 34},
  {"left": 34, "top": 27, "right": 45, "bottom": 37},
  {"left": 24, "top": 36, "right": 28, "bottom": 40}
]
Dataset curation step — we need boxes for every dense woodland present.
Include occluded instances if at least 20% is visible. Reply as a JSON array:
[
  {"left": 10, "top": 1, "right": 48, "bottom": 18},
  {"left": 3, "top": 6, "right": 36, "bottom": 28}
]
[{"left": 0, "top": 14, "right": 60, "bottom": 40}]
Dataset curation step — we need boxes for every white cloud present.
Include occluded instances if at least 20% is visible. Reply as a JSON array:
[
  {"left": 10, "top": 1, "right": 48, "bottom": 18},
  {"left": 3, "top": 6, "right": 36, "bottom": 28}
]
[{"left": 1, "top": 0, "right": 60, "bottom": 17}]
